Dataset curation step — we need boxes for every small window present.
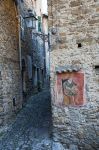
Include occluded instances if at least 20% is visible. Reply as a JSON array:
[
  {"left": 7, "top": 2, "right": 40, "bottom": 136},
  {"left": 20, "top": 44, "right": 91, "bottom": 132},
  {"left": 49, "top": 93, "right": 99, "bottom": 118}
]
[
  {"left": 95, "top": 66, "right": 99, "bottom": 75},
  {"left": 78, "top": 43, "right": 82, "bottom": 48}
]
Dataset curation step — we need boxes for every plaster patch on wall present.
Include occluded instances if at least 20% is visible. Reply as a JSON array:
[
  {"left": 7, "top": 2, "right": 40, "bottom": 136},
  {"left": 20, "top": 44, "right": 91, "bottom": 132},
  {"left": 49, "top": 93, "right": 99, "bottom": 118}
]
[{"left": 56, "top": 72, "right": 86, "bottom": 106}]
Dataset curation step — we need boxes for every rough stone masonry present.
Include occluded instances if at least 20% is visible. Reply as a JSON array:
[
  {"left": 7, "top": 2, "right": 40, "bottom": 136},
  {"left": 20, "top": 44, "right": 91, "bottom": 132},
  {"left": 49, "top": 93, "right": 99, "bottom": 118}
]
[
  {"left": 48, "top": 0, "right": 99, "bottom": 149},
  {"left": 0, "top": 0, "right": 22, "bottom": 131}
]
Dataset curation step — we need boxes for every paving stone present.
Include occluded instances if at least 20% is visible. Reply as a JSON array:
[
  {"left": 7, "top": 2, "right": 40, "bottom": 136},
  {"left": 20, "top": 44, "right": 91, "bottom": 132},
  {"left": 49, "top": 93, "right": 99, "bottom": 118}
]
[
  {"left": 0, "top": 91, "right": 52, "bottom": 150},
  {"left": 69, "top": 144, "right": 78, "bottom": 150},
  {"left": 52, "top": 142, "right": 66, "bottom": 150}
]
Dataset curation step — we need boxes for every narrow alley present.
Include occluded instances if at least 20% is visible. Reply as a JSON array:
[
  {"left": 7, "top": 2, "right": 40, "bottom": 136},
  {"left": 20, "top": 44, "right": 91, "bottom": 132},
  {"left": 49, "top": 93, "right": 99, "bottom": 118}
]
[
  {"left": 0, "top": 0, "right": 99, "bottom": 150},
  {"left": 0, "top": 91, "right": 52, "bottom": 150}
]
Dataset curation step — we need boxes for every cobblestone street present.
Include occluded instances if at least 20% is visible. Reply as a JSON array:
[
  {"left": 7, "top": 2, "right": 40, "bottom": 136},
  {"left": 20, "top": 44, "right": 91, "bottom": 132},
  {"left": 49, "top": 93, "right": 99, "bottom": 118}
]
[{"left": 0, "top": 91, "right": 52, "bottom": 150}]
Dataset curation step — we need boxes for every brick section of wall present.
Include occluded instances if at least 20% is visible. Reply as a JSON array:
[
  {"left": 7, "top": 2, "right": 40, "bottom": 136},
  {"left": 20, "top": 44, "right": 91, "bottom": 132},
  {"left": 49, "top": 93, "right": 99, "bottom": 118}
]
[
  {"left": 0, "top": 0, "right": 22, "bottom": 129},
  {"left": 48, "top": 0, "right": 99, "bottom": 149}
]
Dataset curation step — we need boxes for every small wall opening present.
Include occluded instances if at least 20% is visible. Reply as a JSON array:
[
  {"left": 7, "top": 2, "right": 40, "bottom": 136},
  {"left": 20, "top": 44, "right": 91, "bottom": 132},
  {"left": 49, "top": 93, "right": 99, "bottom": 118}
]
[
  {"left": 78, "top": 43, "right": 82, "bottom": 48},
  {"left": 95, "top": 65, "right": 99, "bottom": 75}
]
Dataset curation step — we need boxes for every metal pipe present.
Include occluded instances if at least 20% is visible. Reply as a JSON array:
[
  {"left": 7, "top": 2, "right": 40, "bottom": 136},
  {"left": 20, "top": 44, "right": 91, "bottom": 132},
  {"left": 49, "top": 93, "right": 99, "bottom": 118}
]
[
  {"left": 16, "top": 0, "right": 23, "bottom": 105},
  {"left": 17, "top": 0, "right": 22, "bottom": 70}
]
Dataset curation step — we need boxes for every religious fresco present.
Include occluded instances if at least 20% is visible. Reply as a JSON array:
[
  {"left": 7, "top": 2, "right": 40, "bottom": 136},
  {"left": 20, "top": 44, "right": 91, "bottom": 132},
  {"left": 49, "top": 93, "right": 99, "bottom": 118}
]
[{"left": 56, "top": 72, "right": 85, "bottom": 106}]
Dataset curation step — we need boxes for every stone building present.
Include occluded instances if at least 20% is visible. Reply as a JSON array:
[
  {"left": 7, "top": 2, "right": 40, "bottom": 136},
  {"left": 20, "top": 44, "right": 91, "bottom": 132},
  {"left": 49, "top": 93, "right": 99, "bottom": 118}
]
[
  {"left": 0, "top": 0, "right": 49, "bottom": 133},
  {"left": 48, "top": 0, "right": 99, "bottom": 149},
  {"left": 42, "top": 3, "right": 50, "bottom": 83},
  {"left": 0, "top": 0, "right": 22, "bottom": 132},
  {"left": 17, "top": 0, "right": 49, "bottom": 96}
]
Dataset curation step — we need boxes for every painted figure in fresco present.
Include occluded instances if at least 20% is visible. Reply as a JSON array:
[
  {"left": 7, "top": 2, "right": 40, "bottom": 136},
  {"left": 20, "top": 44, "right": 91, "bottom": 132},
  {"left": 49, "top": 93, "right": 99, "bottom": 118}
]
[{"left": 62, "top": 78, "right": 79, "bottom": 105}]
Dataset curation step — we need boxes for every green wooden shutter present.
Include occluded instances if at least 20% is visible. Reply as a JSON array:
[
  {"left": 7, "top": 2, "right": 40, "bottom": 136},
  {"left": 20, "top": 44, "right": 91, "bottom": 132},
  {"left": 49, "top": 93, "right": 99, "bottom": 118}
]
[{"left": 38, "top": 16, "right": 41, "bottom": 32}]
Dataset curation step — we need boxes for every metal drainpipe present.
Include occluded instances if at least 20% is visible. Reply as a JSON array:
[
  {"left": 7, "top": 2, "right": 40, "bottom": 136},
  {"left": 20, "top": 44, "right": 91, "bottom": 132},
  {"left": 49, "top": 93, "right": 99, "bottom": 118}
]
[
  {"left": 48, "top": 29, "right": 52, "bottom": 85},
  {"left": 17, "top": 0, "right": 22, "bottom": 70},
  {"left": 43, "top": 34, "right": 47, "bottom": 81}
]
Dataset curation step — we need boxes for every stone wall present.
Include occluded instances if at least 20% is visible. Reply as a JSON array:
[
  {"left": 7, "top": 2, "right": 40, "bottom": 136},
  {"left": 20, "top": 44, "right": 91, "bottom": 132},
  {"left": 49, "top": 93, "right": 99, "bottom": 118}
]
[
  {"left": 0, "top": 0, "right": 22, "bottom": 130},
  {"left": 48, "top": 0, "right": 99, "bottom": 149}
]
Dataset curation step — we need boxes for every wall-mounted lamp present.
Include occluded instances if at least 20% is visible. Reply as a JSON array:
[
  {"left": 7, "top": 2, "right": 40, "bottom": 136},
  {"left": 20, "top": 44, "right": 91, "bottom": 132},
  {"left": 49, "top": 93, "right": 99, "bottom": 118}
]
[
  {"left": 24, "top": 9, "right": 37, "bottom": 29},
  {"left": 51, "top": 27, "right": 57, "bottom": 35}
]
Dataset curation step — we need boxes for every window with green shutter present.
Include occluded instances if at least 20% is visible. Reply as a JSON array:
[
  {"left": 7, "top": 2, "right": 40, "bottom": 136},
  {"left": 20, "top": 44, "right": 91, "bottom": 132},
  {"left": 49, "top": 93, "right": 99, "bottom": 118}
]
[{"left": 38, "top": 16, "right": 42, "bottom": 32}]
